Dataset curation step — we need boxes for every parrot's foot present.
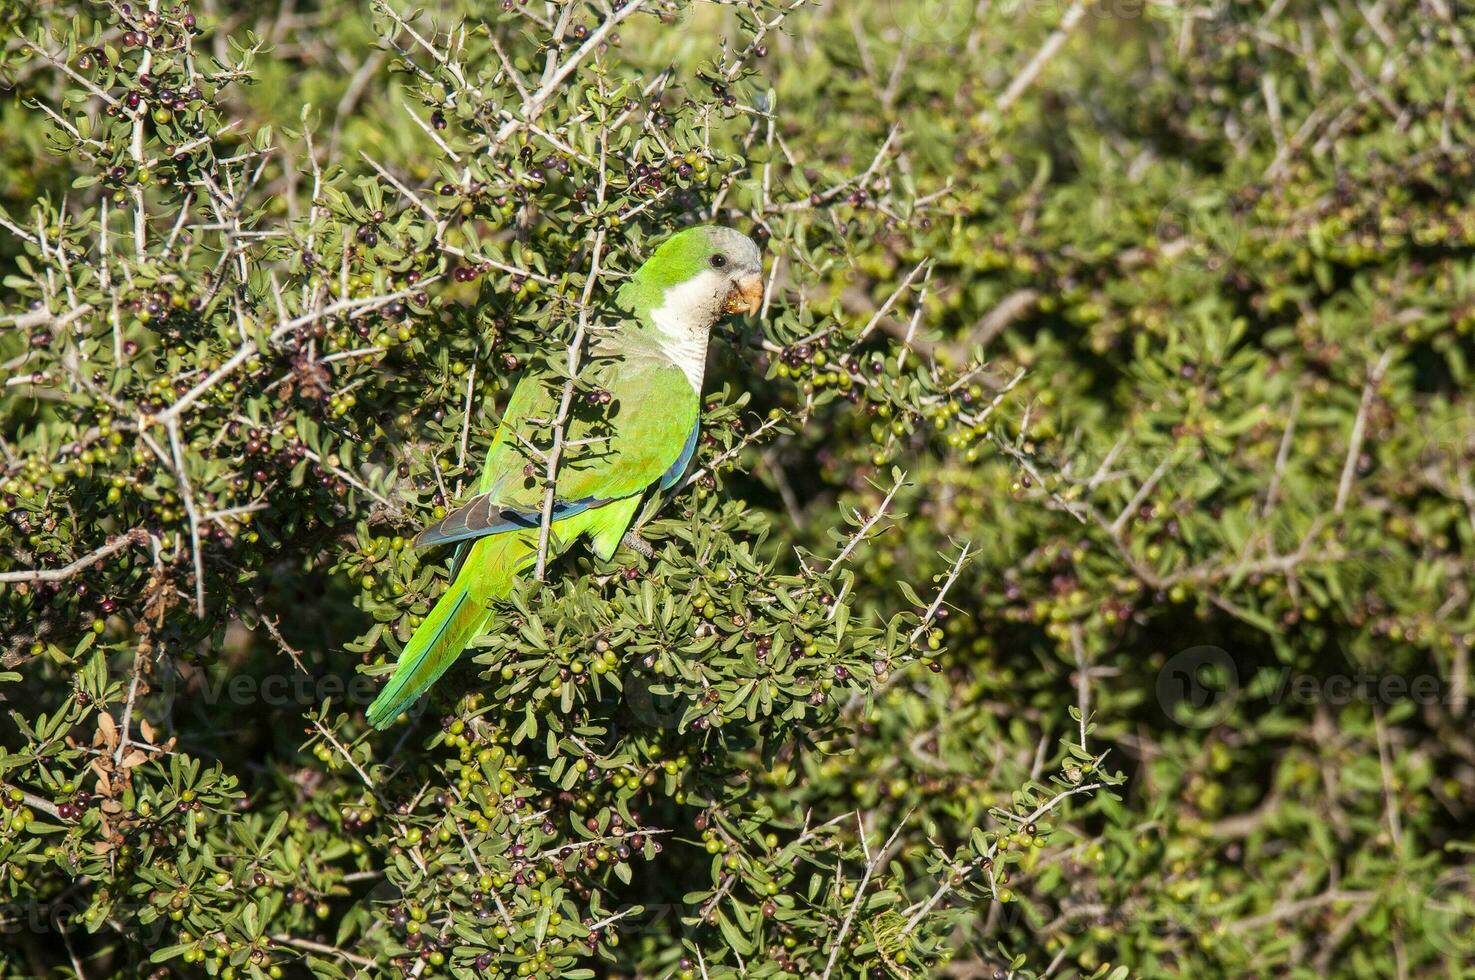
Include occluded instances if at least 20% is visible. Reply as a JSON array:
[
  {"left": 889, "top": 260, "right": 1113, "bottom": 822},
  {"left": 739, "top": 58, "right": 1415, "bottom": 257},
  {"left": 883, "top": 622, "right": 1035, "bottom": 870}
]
[{"left": 621, "top": 532, "right": 657, "bottom": 559}]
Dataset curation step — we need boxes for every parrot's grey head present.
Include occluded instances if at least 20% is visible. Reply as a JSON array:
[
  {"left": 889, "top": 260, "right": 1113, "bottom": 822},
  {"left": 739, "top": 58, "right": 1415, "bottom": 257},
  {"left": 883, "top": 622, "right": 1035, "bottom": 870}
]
[
  {"left": 620, "top": 224, "right": 763, "bottom": 390},
  {"left": 697, "top": 225, "right": 765, "bottom": 317},
  {"left": 632, "top": 224, "right": 764, "bottom": 326}
]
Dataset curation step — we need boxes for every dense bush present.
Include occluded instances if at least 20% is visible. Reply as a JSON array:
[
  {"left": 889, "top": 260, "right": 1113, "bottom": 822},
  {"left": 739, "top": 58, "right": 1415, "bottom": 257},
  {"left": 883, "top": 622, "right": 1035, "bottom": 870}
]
[{"left": 2, "top": 0, "right": 1474, "bottom": 976}]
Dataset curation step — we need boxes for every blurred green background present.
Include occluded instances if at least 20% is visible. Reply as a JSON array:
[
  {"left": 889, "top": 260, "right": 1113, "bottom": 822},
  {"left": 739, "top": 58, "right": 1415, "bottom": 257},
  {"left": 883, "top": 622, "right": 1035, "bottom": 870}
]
[{"left": 4, "top": 0, "right": 1475, "bottom": 976}]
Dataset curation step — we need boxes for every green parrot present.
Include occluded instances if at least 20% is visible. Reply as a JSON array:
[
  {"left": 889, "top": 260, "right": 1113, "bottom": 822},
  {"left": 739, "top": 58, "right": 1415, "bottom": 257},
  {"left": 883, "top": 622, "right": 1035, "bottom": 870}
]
[{"left": 366, "top": 225, "right": 764, "bottom": 729}]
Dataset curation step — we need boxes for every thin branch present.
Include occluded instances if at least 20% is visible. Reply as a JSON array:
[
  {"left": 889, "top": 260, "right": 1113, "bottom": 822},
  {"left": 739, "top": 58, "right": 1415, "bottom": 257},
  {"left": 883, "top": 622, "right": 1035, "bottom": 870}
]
[
  {"left": 825, "top": 472, "right": 907, "bottom": 574},
  {"left": 1335, "top": 350, "right": 1392, "bottom": 515},
  {"left": 490, "top": 0, "right": 651, "bottom": 148},
  {"left": 906, "top": 542, "right": 972, "bottom": 648},
  {"left": 0, "top": 529, "right": 150, "bottom": 584},
  {"left": 821, "top": 812, "right": 912, "bottom": 979},
  {"left": 161, "top": 285, "right": 428, "bottom": 427},
  {"left": 533, "top": 224, "right": 606, "bottom": 579},
  {"left": 165, "top": 418, "right": 207, "bottom": 617},
  {"left": 270, "top": 934, "right": 375, "bottom": 969},
  {"left": 987, "top": 0, "right": 1091, "bottom": 121}
]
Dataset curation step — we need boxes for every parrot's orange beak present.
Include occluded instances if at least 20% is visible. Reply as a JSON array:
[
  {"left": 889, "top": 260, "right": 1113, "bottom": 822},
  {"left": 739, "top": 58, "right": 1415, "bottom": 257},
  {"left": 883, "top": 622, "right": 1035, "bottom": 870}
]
[{"left": 724, "top": 273, "right": 763, "bottom": 316}]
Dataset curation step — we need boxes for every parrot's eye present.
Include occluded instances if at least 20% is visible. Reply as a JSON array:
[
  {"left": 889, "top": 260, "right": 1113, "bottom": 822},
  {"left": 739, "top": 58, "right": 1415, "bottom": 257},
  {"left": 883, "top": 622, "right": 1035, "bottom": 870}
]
[{"left": 709, "top": 254, "right": 728, "bottom": 269}]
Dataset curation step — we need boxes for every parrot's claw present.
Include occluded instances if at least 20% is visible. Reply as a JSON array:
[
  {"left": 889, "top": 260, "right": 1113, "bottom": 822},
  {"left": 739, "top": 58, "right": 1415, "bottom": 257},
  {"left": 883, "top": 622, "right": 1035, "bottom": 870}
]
[{"left": 621, "top": 532, "right": 657, "bottom": 559}]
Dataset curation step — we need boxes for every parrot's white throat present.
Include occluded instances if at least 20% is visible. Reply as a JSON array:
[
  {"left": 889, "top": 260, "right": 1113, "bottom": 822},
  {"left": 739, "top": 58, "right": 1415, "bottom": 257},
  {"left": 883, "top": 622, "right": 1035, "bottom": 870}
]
[{"left": 648, "top": 270, "right": 727, "bottom": 392}]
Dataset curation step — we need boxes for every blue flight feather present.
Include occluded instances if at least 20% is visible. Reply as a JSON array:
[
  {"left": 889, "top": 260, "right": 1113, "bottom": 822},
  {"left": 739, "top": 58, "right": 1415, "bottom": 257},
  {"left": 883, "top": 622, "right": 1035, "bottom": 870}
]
[
  {"left": 659, "top": 421, "right": 700, "bottom": 490},
  {"left": 413, "top": 497, "right": 603, "bottom": 549}
]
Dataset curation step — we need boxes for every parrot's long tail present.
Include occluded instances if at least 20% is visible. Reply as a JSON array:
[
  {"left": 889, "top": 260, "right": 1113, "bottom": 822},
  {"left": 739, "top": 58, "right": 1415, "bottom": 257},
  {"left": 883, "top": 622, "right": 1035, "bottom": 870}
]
[{"left": 365, "top": 531, "right": 534, "bottom": 730}]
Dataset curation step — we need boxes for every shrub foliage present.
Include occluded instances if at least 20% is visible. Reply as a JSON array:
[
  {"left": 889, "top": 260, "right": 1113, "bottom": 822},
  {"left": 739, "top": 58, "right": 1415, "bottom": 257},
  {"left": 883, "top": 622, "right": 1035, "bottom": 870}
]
[{"left": 1, "top": 0, "right": 1473, "bottom": 977}]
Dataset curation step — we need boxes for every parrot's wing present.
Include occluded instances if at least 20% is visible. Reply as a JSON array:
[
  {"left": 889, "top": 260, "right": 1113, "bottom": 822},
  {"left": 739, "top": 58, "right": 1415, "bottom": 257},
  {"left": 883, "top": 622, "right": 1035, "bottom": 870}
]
[
  {"left": 413, "top": 356, "right": 697, "bottom": 549},
  {"left": 659, "top": 416, "right": 700, "bottom": 490}
]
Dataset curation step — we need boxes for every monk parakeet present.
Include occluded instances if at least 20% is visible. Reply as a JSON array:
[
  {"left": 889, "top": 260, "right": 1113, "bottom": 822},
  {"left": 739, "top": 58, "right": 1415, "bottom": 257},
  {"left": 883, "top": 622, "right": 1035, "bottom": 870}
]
[{"left": 366, "top": 226, "right": 763, "bottom": 728}]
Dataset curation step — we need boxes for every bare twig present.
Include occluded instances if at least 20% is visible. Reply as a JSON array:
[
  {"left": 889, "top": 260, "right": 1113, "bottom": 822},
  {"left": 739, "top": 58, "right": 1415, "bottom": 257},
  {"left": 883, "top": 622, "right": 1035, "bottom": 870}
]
[
  {"left": 0, "top": 529, "right": 150, "bottom": 584},
  {"left": 821, "top": 811, "right": 913, "bottom": 979},
  {"left": 906, "top": 542, "right": 972, "bottom": 648},
  {"left": 1334, "top": 350, "right": 1392, "bottom": 515},
  {"left": 985, "top": 0, "right": 1092, "bottom": 122},
  {"left": 270, "top": 934, "right": 375, "bottom": 969},
  {"left": 533, "top": 228, "right": 606, "bottom": 580},
  {"left": 825, "top": 472, "right": 907, "bottom": 574}
]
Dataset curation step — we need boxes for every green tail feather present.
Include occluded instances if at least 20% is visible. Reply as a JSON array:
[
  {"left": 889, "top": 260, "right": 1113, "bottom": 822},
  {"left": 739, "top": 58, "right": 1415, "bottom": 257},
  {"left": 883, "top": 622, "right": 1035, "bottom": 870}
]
[
  {"left": 367, "top": 516, "right": 602, "bottom": 729},
  {"left": 366, "top": 532, "right": 535, "bottom": 729},
  {"left": 366, "top": 583, "right": 486, "bottom": 729}
]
